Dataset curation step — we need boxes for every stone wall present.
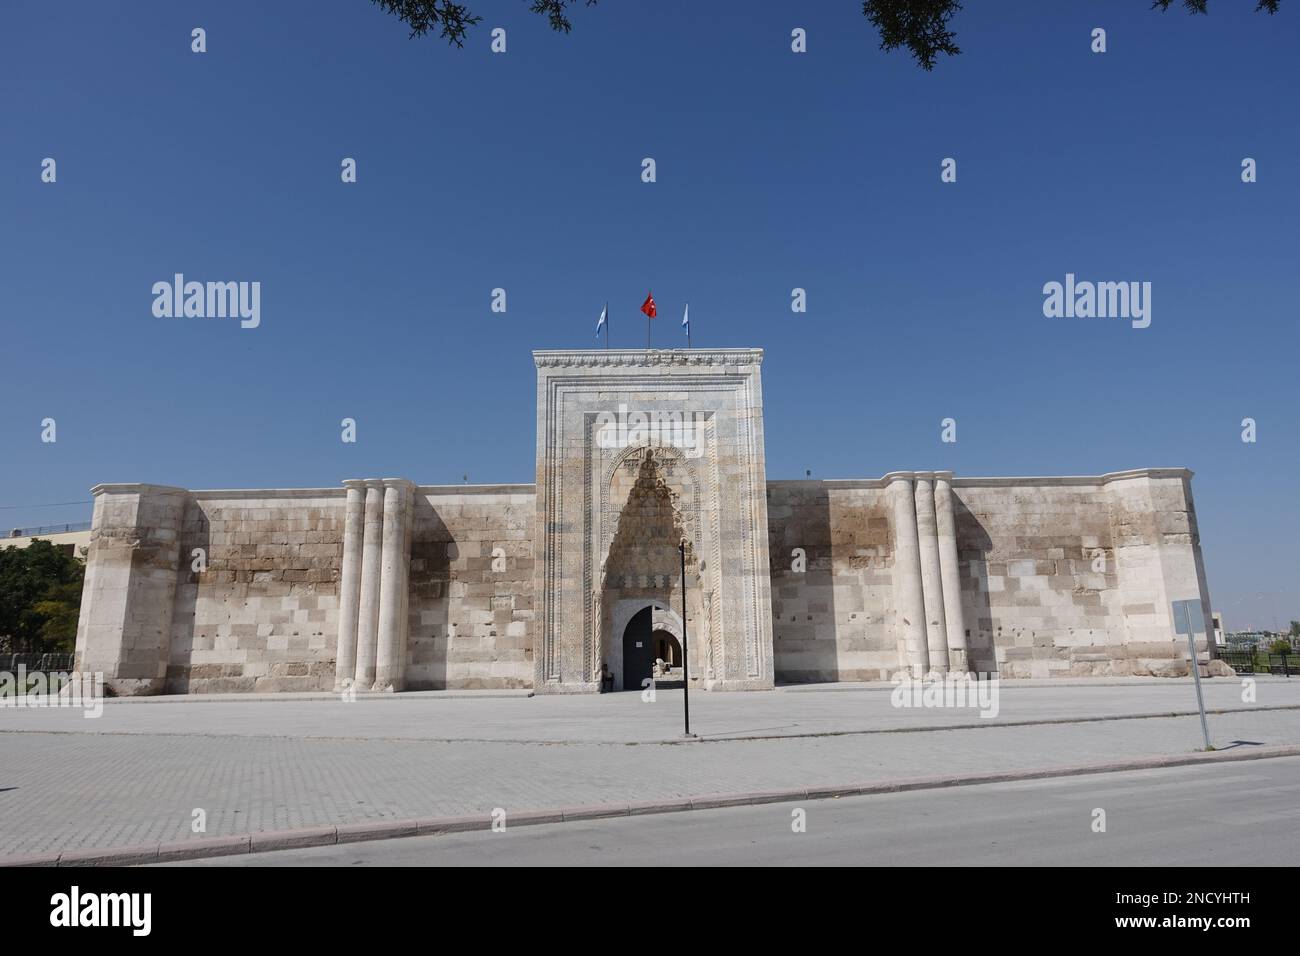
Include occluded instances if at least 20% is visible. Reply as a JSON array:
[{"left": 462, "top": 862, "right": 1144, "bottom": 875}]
[
  {"left": 78, "top": 482, "right": 537, "bottom": 696},
  {"left": 766, "top": 481, "right": 897, "bottom": 683},
  {"left": 406, "top": 486, "right": 535, "bottom": 690},
  {"left": 76, "top": 484, "right": 188, "bottom": 695},
  {"left": 957, "top": 469, "right": 1213, "bottom": 678},
  {"left": 954, "top": 477, "right": 1118, "bottom": 677},
  {"left": 76, "top": 468, "right": 1213, "bottom": 695},
  {"left": 766, "top": 469, "right": 1214, "bottom": 682},
  {"left": 168, "top": 489, "right": 345, "bottom": 694}
]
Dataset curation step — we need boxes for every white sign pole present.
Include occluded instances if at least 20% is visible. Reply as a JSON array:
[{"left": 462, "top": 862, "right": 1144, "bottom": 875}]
[{"left": 1173, "top": 599, "right": 1213, "bottom": 751}]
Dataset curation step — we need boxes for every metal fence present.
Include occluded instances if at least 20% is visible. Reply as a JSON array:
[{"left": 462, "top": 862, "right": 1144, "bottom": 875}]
[
  {"left": 1218, "top": 647, "right": 1257, "bottom": 672},
  {"left": 1217, "top": 647, "right": 1294, "bottom": 676},
  {"left": 1, "top": 653, "right": 76, "bottom": 673}
]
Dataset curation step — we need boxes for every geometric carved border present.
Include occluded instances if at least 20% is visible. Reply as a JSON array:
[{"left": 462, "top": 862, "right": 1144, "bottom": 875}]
[
  {"left": 534, "top": 352, "right": 770, "bottom": 691},
  {"left": 591, "top": 425, "right": 721, "bottom": 682}
]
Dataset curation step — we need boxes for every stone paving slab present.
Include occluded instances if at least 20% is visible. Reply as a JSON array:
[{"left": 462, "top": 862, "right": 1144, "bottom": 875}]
[
  {"left": 168, "top": 756, "right": 1300, "bottom": 868},
  {"left": 1, "top": 697, "right": 1298, "bottom": 857},
  {"left": 11, "top": 743, "right": 1300, "bottom": 866},
  {"left": 3, "top": 678, "right": 1296, "bottom": 744}
]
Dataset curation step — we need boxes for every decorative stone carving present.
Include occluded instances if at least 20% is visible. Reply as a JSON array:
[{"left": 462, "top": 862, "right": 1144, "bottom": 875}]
[{"left": 533, "top": 348, "right": 774, "bottom": 693}]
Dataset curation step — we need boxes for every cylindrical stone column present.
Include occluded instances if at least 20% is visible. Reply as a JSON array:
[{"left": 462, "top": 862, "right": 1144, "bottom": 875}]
[
  {"left": 915, "top": 474, "right": 950, "bottom": 673},
  {"left": 374, "top": 479, "right": 412, "bottom": 692},
  {"left": 889, "top": 475, "right": 929, "bottom": 676},
  {"left": 934, "top": 474, "right": 970, "bottom": 674},
  {"left": 398, "top": 485, "right": 415, "bottom": 686},
  {"left": 353, "top": 480, "right": 385, "bottom": 688},
  {"left": 333, "top": 480, "right": 366, "bottom": 690}
]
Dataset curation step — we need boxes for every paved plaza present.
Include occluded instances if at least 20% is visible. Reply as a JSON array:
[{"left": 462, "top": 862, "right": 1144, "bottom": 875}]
[
  {"left": 174, "top": 758, "right": 1300, "bottom": 867},
  {"left": 2, "top": 678, "right": 1298, "bottom": 859}
]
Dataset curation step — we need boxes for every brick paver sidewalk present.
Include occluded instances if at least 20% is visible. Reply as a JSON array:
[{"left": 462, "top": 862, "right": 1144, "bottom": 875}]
[{"left": 2, "top": 681, "right": 1298, "bottom": 856}]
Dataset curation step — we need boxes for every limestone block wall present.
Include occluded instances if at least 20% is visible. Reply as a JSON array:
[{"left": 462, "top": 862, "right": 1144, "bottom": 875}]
[
  {"left": 954, "top": 469, "right": 1212, "bottom": 677},
  {"left": 951, "top": 468, "right": 1211, "bottom": 676},
  {"left": 766, "top": 481, "right": 897, "bottom": 682},
  {"left": 766, "top": 469, "right": 1213, "bottom": 681},
  {"left": 1106, "top": 470, "right": 1214, "bottom": 650},
  {"left": 952, "top": 477, "right": 1122, "bottom": 676},
  {"left": 79, "top": 482, "right": 536, "bottom": 695},
  {"left": 77, "top": 467, "right": 1211, "bottom": 694},
  {"left": 406, "top": 485, "right": 535, "bottom": 690},
  {"left": 75, "top": 484, "right": 188, "bottom": 695},
  {"left": 167, "top": 489, "right": 346, "bottom": 693}
]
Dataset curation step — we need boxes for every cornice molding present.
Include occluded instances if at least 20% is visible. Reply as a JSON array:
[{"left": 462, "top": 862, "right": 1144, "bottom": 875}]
[
  {"left": 769, "top": 467, "right": 1193, "bottom": 490},
  {"left": 533, "top": 348, "right": 763, "bottom": 369},
  {"left": 89, "top": 483, "right": 190, "bottom": 497}
]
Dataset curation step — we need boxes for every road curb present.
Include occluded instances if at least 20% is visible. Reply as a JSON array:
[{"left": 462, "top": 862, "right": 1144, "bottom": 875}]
[
  {"left": 7, "top": 743, "right": 1298, "bottom": 866},
  {"left": 77, "top": 689, "right": 536, "bottom": 706}
]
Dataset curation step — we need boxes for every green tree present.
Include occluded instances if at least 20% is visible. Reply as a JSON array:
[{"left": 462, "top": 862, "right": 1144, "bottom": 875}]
[
  {"left": 370, "top": 0, "right": 1282, "bottom": 69},
  {"left": 0, "top": 540, "right": 85, "bottom": 654},
  {"left": 370, "top": 0, "right": 597, "bottom": 46},
  {"left": 861, "top": 0, "right": 1281, "bottom": 70},
  {"left": 1289, "top": 620, "right": 1299, "bottom": 638}
]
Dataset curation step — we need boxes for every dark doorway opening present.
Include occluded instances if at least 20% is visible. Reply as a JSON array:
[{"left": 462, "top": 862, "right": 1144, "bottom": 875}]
[{"left": 622, "top": 606, "right": 655, "bottom": 692}]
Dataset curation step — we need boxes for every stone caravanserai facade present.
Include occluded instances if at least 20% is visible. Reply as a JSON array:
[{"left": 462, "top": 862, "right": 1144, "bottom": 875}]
[{"left": 74, "top": 349, "right": 1217, "bottom": 696}]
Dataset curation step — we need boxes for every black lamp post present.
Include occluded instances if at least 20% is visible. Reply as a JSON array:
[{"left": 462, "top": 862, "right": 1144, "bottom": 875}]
[{"left": 680, "top": 539, "right": 695, "bottom": 738}]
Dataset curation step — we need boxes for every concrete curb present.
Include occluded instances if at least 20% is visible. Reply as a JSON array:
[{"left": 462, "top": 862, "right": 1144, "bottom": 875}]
[
  {"left": 157, "top": 834, "right": 249, "bottom": 862},
  {"left": 675, "top": 703, "right": 1300, "bottom": 745},
  {"left": 80, "top": 689, "right": 536, "bottom": 706},
  {"left": 775, "top": 676, "right": 1295, "bottom": 693},
  {"left": 249, "top": 826, "right": 338, "bottom": 854},
  {"left": 7, "top": 743, "right": 1298, "bottom": 867}
]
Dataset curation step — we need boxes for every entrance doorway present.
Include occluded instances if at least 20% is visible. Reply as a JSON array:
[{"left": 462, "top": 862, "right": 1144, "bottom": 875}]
[
  {"left": 622, "top": 606, "right": 655, "bottom": 692},
  {"left": 652, "top": 630, "right": 682, "bottom": 669}
]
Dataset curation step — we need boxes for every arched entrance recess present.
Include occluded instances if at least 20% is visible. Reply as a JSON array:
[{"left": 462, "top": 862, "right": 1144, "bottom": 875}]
[{"left": 608, "top": 599, "right": 687, "bottom": 691}]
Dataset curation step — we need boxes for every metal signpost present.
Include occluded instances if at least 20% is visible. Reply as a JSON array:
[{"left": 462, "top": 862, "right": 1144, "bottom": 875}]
[{"left": 1172, "top": 598, "right": 1213, "bottom": 751}]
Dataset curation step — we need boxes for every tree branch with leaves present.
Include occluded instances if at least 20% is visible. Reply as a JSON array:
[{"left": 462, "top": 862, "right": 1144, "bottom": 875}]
[
  {"left": 370, "top": 0, "right": 1283, "bottom": 69},
  {"left": 369, "top": 0, "right": 598, "bottom": 46}
]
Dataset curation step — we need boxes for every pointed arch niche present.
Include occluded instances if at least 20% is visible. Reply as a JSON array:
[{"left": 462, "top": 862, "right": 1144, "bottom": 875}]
[{"left": 595, "top": 447, "right": 718, "bottom": 689}]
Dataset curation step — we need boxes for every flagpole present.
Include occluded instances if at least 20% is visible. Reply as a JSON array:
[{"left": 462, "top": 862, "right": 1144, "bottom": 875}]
[
  {"left": 604, "top": 301, "right": 609, "bottom": 349},
  {"left": 686, "top": 302, "right": 691, "bottom": 349},
  {"left": 647, "top": 290, "right": 651, "bottom": 350}
]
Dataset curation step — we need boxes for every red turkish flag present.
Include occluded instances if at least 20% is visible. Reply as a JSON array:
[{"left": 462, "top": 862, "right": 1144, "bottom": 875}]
[{"left": 640, "top": 291, "right": 657, "bottom": 319}]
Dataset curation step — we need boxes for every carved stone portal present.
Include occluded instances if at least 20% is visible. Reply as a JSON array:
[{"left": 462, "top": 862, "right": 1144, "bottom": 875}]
[{"left": 533, "top": 349, "right": 774, "bottom": 692}]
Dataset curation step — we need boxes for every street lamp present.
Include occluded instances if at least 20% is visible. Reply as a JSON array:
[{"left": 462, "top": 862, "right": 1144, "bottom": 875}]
[{"left": 680, "top": 539, "right": 695, "bottom": 738}]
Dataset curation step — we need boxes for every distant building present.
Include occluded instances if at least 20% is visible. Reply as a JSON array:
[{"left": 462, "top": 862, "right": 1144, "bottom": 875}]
[
  {"left": 3, "top": 523, "right": 91, "bottom": 559},
  {"left": 1226, "top": 630, "right": 1293, "bottom": 649}
]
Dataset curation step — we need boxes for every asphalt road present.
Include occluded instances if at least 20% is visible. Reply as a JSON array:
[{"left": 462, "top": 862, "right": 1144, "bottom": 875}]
[{"left": 174, "top": 755, "right": 1300, "bottom": 866}]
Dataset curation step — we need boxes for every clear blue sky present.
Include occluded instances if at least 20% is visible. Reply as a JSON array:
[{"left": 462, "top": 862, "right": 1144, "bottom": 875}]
[{"left": 2, "top": 1, "right": 1296, "bottom": 629}]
